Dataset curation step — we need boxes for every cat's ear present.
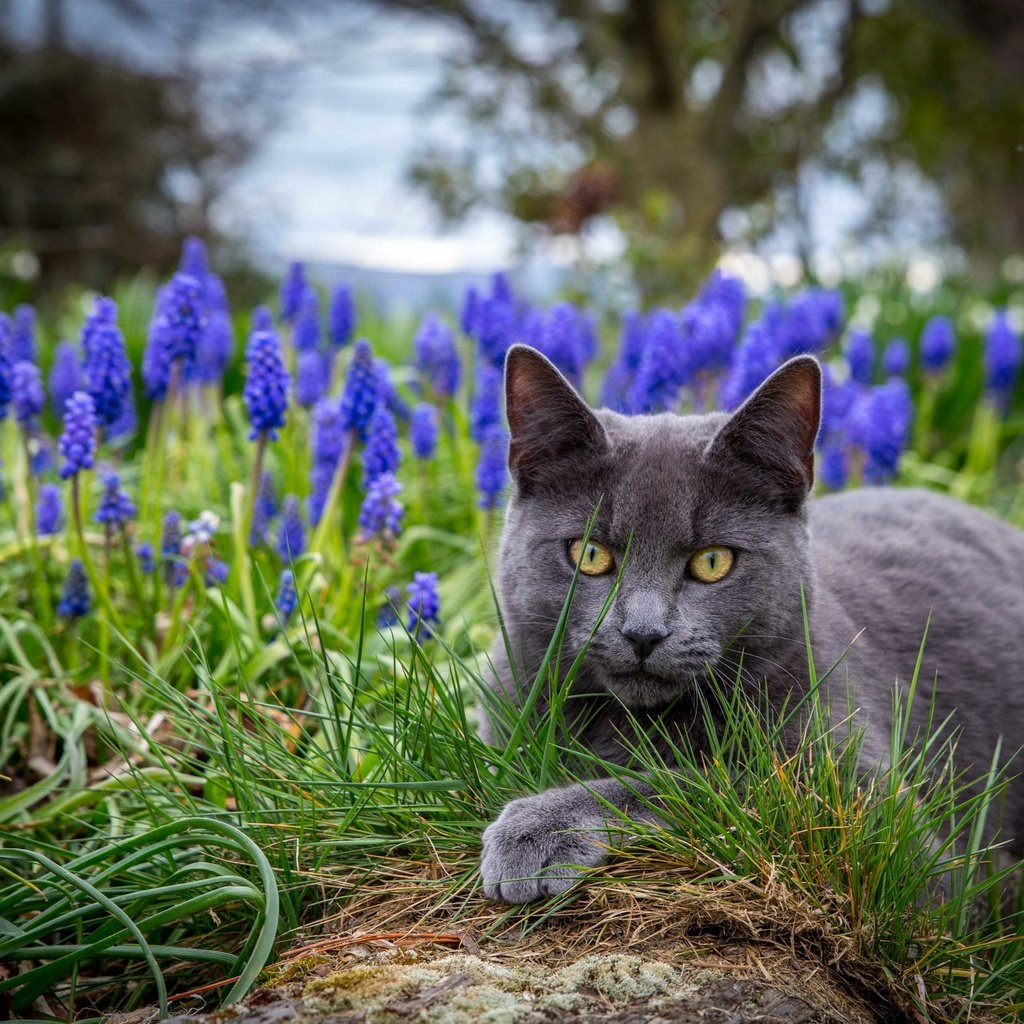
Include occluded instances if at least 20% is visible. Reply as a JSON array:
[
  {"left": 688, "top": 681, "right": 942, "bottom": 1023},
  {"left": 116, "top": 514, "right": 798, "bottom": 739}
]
[
  {"left": 504, "top": 344, "right": 608, "bottom": 494},
  {"left": 707, "top": 356, "right": 821, "bottom": 510}
]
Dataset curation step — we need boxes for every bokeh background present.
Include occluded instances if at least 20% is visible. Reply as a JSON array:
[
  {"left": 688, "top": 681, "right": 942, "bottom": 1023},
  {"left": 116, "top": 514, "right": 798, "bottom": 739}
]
[{"left": 2, "top": 0, "right": 1024, "bottom": 310}]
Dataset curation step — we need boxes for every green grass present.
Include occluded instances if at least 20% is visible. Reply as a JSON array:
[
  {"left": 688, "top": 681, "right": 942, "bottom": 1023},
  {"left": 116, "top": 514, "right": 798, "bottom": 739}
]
[{"left": 2, "top": 274, "right": 1024, "bottom": 1020}]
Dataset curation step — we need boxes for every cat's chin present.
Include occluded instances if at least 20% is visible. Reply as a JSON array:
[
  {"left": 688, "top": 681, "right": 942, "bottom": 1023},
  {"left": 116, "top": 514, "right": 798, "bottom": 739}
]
[{"left": 603, "top": 669, "right": 696, "bottom": 709}]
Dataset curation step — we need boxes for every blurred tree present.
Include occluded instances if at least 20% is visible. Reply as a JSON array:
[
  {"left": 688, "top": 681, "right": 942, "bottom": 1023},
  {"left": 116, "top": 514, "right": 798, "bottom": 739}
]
[
  {"left": 0, "top": 0, "right": 282, "bottom": 295},
  {"left": 382, "top": 0, "right": 1024, "bottom": 296}
]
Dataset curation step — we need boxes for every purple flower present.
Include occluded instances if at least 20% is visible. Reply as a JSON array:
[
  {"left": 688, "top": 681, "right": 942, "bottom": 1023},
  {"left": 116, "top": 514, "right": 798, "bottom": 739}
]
[
  {"left": 296, "top": 349, "right": 327, "bottom": 408},
  {"left": 252, "top": 305, "right": 274, "bottom": 333},
  {"left": 36, "top": 483, "right": 64, "bottom": 536},
  {"left": 984, "top": 310, "right": 1021, "bottom": 407},
  {"left": 406, "top": 571, "right": 440, "bottom": 639},
  {"left": 677, "top": 296, "right": 736, "bottom": 384},
  {"left": 96, "top": 472, "right": 136, "bottom": 526},
  {"left": 57, "top": 559, "right": 90, "bottom": 619},
  {"left": 602, "top": 311, "right": 647, "bottom": 412},
  {"left": 309, "top": 399, "right": 347, "bottom": 525},
  {"left": 779, "top": 289, "right": 844, "bottom": 357},
  {"left": 250, "top": 470, "right": 278, "bottom": 546},
  {"left": 49, "top": 341, "right": 83, "bottom": 418},
  {"left": 413, "top": 314, "right": 462, "bottom": 399},
  {"left": 377, "top": 586, "right": 402, "bottom": 629},
  {"left": 844, "top": 330, "right": 874, "bottom": 384},
  {"left": 358, "top": 472, "right": 403, "bottom": 539},
  {"left": 277, "top": 495, "right": 306, "bottom": 561},
  {"left": 180, "top": 235, "right": 210, "bottom": 280},
  {"left": 719, "top": 312, "right": 782, "bottom": 411},
  {"left": 11, "top": 360, "right": 45, "bottom": 426},
  {"left": 472, "top": 275, "right": 518, "bottom": 367},
  {"left": 205, "top": 557, "right": 229, "bottom": 586},
  {"left": 280, "top": 263, "right": 307, "bottom": 324},
  {"left": 136, "top": 543, "right": 155, "bottom": 574},
  {"left": 410, "top": 402, "right": 439, "bottom": 460},
  {"left": 631, "top": 309, "right": 684, "bottom": 413},
  {"left": 527, "top": 302, "right": 597, "bottom": 388},
  {"left": 476, "top": 425, "right": 509, "bottom": 509},
  {"left": 161, "top": 510, "right": 182, "bottom": 557},
  {"left": 698, "top": 270, "right": 747, "bottom": 339},
  {"left": 243, "top": 325, "right": 290, "bottom": 440},
  {"left": 881, "top": 338, "right": 911, "bottom": 378},
  {"left": 920, "top": 316, "right": 955, "bottom": 374},
  {"left": 362, "top": 403, "right": 401, "bottom": 486},
  {"left": 58, "top": 391, "right": 98, "bottom": 478},
  {"left": 82, "top": 297, "right": 133, "bottom": 430},
  {"left": 459, "top": 286, "right": 480, "bottom": 336},
  {"left": 848, "top": 379, "right": 914, "bottom": 484},
  {"left": 193, "top": 273, "right": 234, "bottom": 384},
  {"left": 12, "top": 305, "right": 37, "bottom": 364},
  {"left": 339, "top": 339, "right": 380, "bottom": 441},
  {"left": 818, "top": 438, "right": 848, "bottom": 491},
  {"left": 294, "top": 289, "right": 321, "bottom": 352},
  {"left": 143, "top": 275, "right": 205, "bottom": 397},
  {"left": 276, "top": 569, "right": 298, "bottom": 620},
  {"left": 470, "top": 364, "right": 503, "bottom": 442},
  {"left": 329, "top": 283, "right": 356, "bottom": 348}
]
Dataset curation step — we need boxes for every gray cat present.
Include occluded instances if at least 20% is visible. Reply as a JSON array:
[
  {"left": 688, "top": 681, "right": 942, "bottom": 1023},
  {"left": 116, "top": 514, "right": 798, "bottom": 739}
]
[{"left": 480, "top": 344, "right": 1024, "bottom": 904}]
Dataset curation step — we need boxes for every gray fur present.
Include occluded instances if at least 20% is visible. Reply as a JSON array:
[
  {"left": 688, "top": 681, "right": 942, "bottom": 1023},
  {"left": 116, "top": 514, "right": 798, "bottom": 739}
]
[{"left": 480, "top": 344, "right": 1024, "bottom": 903}]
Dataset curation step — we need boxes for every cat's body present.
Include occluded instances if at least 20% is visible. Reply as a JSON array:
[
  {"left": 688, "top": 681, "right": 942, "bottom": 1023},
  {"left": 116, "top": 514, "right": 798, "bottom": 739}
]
[{"left": 480, "top": 346, "right": 1024, "bottom": 903}]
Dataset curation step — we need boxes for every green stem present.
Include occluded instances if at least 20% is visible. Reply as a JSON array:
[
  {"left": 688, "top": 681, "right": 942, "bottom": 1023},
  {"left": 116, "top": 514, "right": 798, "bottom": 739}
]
[
  {"left": 19, "top": 430, "right": 54, "bottom": 628},
  {"left": 310, "top": 430, "right": 356, "bottom": 558},
  {"left": 71, "top": 474, "right": 128, "bottom": 639}
]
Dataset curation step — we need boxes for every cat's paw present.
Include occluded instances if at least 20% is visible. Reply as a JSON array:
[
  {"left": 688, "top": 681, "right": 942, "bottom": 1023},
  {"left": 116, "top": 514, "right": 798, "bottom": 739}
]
[{"left": 480, "top": 787, "right": 609, "bottom": 903}]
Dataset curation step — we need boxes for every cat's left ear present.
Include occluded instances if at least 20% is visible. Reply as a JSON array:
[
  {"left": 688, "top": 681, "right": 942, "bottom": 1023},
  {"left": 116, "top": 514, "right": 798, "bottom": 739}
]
[
  {"left": 504, "top": 344, "right": 608, "bottom": 495},
  {"left": 706, "top": 356, "right": 821, "bottom": 510}
]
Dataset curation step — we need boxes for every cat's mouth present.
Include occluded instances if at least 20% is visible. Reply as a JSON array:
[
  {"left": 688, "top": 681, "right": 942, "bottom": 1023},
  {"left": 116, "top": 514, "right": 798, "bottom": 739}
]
[{"left": 607, "top": 648, "right": 717, "bottom": 702}]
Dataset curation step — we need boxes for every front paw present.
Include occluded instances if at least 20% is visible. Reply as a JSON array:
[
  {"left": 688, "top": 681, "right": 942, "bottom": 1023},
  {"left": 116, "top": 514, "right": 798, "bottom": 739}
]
[{"left": 480, "top": 787, "right": 609, "bottom": 903}]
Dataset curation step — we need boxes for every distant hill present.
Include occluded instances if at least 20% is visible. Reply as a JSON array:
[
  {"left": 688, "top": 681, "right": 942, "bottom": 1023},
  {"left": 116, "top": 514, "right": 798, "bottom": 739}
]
[{"left": 303, "top": 260, "right": 569, "bottom": 314}]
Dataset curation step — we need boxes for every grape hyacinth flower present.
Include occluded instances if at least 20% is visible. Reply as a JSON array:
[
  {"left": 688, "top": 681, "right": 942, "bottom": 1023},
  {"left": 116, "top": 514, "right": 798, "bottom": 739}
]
[
  {"left": 308, "top": 399, "right": 346, "bottom": 526},
  {"left": 920, "top": 316, "right": 955, "bottom": 374},
  {"left": 476, "top": 425, "right": 509, "bottom": 509},
  {"left": 36, "top": 484, "right": 64, "bottom": 536},
  {"left": 719, "top": 311, "right": 781, "bottom": 411},
  {"left": 193, "top": 278, "right": 234, "bottom": 386},
  {"left": 252, "top": 305, "right": 274, "bottom": 333},
  {"left": 12, "top": 305, "right": 37, "bottom": 364},
  {"left": 358, "top": 472, "right": 403, "bottom": 540},
  {"left": 459, "top": 286, "right": 480, "bottom": 337},
  {"left": 162, "top": 510, "right": 182, "bottom": 557},
  {"left": 984, "top": 310, "right": 1022, "bottom": 409},
  {"left": 472, "top": 275, "right": 518, "bottom": 367},
  {"left": 818, "top": 438, "right": 849, "bottom": 491},
  {"left": 406, "top": 571, "right": 440, "bottom": 640},
  {"left": 142, "top": 274, "right": 205, "bottom": 397},
  {"left": 844, "top": 330, "right": 874, "bottom": 384},
  {"left": 49, "top": 341, "right": 83, "bottom": 417},
  {"left": 631, "top": 309, "right": 684, "bottom": 413},
  {"left": 377, "top": 586, "right": 402, "bottom": 629},
  {"left": 251, "top": 471, "right": 278, "bottom": 545},
  {"left": 410, "top": 402, "right": 439, "bottom": 460},
  {"left": 848, "top": 379, "right": 914, "bottom": 484},
  {"left": 699, "top": 270, "right": 747, "bottom": 339},
  {"left": 524, "top": 302, "right": 596, "bottom": 387},
  {"left": 602, "top": 311, "right": 647, "bottom": 412},
  {"left": 413, "top": 314, "right": 462, "bottom": 399},
  {"left": 58, "top": 392, "right": 97, "bottom": 478},
  {"left": 95, "top": 473, "right": 136, "bottom": 527},
  {"left": 137, "top": 543, "right": 155, "bottom": 574},
  {"left": 293, "top": 290, "right": 321, "bottom": 352},
  {"left": 329, "top": 283, "right": 356, "bottom": 348},
  {"left": 779, "top": 289, "right": 843, "bottom": 357},
  {"left": 243, "top": 323, "right": 289, "bottom": 440},
  {"left": 362, "top": 403, "right": 400, "bottom": 486},
  {"left": 375, "top": 358, "right": 409, "bottom": 420},
  {"left": 57, "top": 559, "right": 90, "bottom": 619},
  {"left": 205, "top": 558, "right": 229, "bottom": 586},
  {"left": 180, "top": 235, "right": 210, "bottom": 280},
  {"left": 280, "top": 262, "right": 307, "bottom": 323},
  {"left": 339, "top": 339, "right": 380, "bottom": 441},
  {"left": 12, "top": 361, "right": 45, "bottom": 427},
  {"left": 83, "top": 298, "right": 133, "bottom": 431},
  {"left": 277, "top": 496, "right": 306, "bottom": 561},
  {"left": 0, "top": 314, "right": 12, "bottom": 421},
  {"left": 295, "top": 349, "right": 327, "bottom": 408},
  {"left": 470, "top": 364, "right": 503, "bottom": 442},
  {"left": 276, "top": 569, "right": 298, "bottom": 621},
  {"left": 882, "top": 338, "right": 911, "bottom": 378}
]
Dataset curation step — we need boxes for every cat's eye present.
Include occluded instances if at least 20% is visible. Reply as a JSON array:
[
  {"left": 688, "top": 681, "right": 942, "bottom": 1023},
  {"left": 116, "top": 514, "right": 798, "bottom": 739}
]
[
  {"left": 688, "top": 546, "right": 734, "bottom": 583},
  {"left": 569, "top": 539, "right": 615, "bottom": 576}
]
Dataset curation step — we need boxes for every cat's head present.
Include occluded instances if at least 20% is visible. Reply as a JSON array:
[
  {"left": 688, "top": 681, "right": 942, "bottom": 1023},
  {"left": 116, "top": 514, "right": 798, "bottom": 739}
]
[{"left": 496, "top": 344, "right": 821, "bottom": 709}]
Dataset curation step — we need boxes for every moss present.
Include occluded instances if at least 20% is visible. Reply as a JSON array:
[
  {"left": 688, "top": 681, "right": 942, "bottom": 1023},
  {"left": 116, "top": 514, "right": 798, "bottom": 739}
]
[{"left": 259, "top": 954, "right": 332, "bottom": 989}]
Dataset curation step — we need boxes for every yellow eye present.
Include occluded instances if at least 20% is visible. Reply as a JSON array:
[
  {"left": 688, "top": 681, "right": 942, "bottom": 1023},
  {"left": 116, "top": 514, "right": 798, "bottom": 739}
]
[
  {"left": 688, "top": 546, "right": 734, "bottom": 583},
  {"left": 569, "top": 539, "right": 615, "bottom": 576}
]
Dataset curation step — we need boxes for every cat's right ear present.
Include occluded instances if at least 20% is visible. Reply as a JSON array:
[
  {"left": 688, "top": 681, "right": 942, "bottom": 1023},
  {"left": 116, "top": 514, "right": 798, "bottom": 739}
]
[
  {"left": 706, "top": 355, "right": 821, "bottom": 511},
  {"left": 504, "top": 345, "right": 608, "bottom": 495}
]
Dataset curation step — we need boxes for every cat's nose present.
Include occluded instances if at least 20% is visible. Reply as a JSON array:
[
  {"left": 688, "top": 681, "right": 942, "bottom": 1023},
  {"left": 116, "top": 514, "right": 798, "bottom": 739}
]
[{"left": 622, "top": 627, "right": 669, "bottom": 660}]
